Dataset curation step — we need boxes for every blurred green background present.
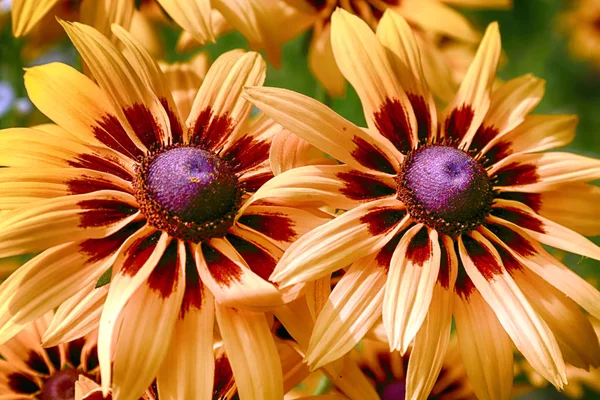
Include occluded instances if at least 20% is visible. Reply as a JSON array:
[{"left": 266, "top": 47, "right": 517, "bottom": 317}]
[{"left": 0, "top": 0, "right": 599, "bottom": 398}]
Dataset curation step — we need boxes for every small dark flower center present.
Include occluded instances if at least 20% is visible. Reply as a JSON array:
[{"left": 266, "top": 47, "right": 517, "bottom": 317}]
[
  {"left": 39, "top": 368, "right": 79, "bottom": 400},
  {"left": 397, "top": 145, "right": 494, "bottom": 236},
  {"left": 134, "top": 146, "right": 244, "bottom": 242}
]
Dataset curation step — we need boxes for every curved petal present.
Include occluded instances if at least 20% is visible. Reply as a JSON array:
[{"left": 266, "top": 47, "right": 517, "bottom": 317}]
[
  {"left": 271, "top": 198, "right": 407, "bottom": 287},
  {"left": 11, "top": 0, "right": 60, "bottom": 36},
  {"left": 491, "top": 199, "right": 600, "bottom": 260},
  {"left": 459, "top": 232, "right": 567, "bottom": 388},
  {"left": 244, "top": 86, "right": 403, "bottom": 174},
  {"left": 383, "top": 226, "right": 441, "bottom": 353},
  {"left": 160, "top": 54, "right": 206, "bottom": 122},
  {"left": 156, "top": 0, "right": 214, "bottom": 44},
  {"left": 306, "top": 255, "right": 386, "bottom": 369},
  {"left": 441, "top": 23, "right": 501, "bottom": 146},
  {"left": 42, "top": 283, "right": 108, "bottom": 347},
  {"left": 187, "top": 50, "right": 266, "bottom": 150},
  {"left": 79, "top": 0, "right": 135, "bottom": 45},
  {"left": 216, "top": 305, "right": 283, "bottom": 400},
  {"left": 270, "top": 129, "right": 334, "bottom": 176},
  {"left": 61, "top": 20, "right": 170, "bottom": 150},
  {"left": 194, "top": 239, "right": 284, "bottom": 309},
  {"left": 453, "top": 290, "right": 513, "bottom": 400},
  {"left": 309, "top": 27, "right": 346, "bottom": 97},
  {"left": 491, "top": 152, "right": 600, "bottom": 192},
  {"left": 377, "top": 11, "right": 438, "bottom": 144},
  {"left": 0, "top": 191, "right": 138, "bottom": 258},
  {"left": 330, "top": 8, "right": 417, "bottom": 148}
]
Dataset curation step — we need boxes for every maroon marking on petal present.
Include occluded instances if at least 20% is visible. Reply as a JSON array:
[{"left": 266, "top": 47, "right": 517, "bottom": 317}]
[
  {"left": 360, "top": 207, "right": 405, "bottom": 236},
  {"left": 238, "top": 213, "right": 297, "bottom": 243},
  {"left": 222, "top": 135, "right": 270, "bottom": 173},
  {"left": 405, "top": 228, "right": 431, "bottom": 267},
  {"left": 45, "top": 346, "right": 61, "bottom": 370},
  {"left": 491, "top": 206, "right": 546, "bottom": 233},
  {"left": 351, "top": 136, "right": 397, "bottom": 175},
  {"left": 120, "top": 231, "right": 162, "bottom": 277},
  {"left": 79, "top": 221, "right": 145, "bottom": 263},
  {"left": 214, "top": 353, "right": 236, "bottom": 399},
  {"left": 123, "top": 103, "right": 164, "bottom": 149},
  {"left": 147, "top": 240, "right": 180, "bottom": 298},
  {"left": 26, "top": 351, "right": 50, "bottom": 374},
  {"left": 338, "top": 171, "right": 396, "bottom": 201},
  {"left": 486, "top": 223, "right": 536, "bottom": 257},
  {"left": 495, "top": 243, "right": 523, "bottom": 276},
  {"left": 408, "top": 93, "right": 432, "bottom": 143},
  {"left": 189, "top": 107, "right": 235, "bottom": 152},
  {"left": 240, "top": 169, "right": 274, "bottom": 193},
  {"left": 454, "top": 241, "right": 474, "bottom": 300},
  {"left": 227, "top": 234, "right": 277, "bottom": 281},
  {"left": 203, "top": 244, "right": 243, "bottom": 287},
  {"left": 69, "top": 153, "right": 132, "bottom": 182},
  {"left": 376, "top": 233, "right": 402, "bottom": 272},
  {"left": 180, "top": 245, "right": 204, "bottom": 319},
  {"left": 493, "top": 162, "right": 540, "bottom": 187},
  {"left": 373, "top": 97, "right": 413, "bottom": 153},
  {"left": 462, "top": 235, "right": 502, "bottom": 280},
  {"left": 497, "top": 192, "right": 542, "bottom": 212},
  {"left": 77, "top": 199, "right": 138, "bottom": 228},
  {"left": 7, "top": 372, "right": 39, "bottom": 394},
  {"left": 485, "top": 141, "right": 512, "bottom": 166},
  {"left": 160, "top": 98, "right": 184, "bottom": 144},
  {"left": 66, "top": 175, "right": 125, "bottom": 195},
  {"left": 470, "top": 125, "right": 499, "bottom": 154},
  {"left": 67, "top": 338, "right": 85, "bottom": 368},
  {"left": 437, "top": 239, "right": 452, "bottom": 289},
  {"left": 84, "top": 392, "right": 112, "bottom": 400},
  {"left": 92, "top": 113, "right": 144, "bottom": 159},
  {"left": 444, "top": 105, "right": 474, "bottom": 142}
]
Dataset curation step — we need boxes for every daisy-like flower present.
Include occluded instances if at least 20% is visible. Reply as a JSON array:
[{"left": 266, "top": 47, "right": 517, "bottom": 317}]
[
  {"left": 561, "top": 0, "right": 600, "bottom": 70},
  {"left": 244, "top": 8, "right": 600, "bottom": 400},
  {"left": 0, "top": 20, "right": 328, "bottom": 400}
]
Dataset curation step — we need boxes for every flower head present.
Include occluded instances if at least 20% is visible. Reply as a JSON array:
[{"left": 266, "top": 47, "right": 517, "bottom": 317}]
[
  {"left": 561, "top": 0, "right": 600, "bottom": 69},
  {"left": 0, "top": 20, "right": 326, "bottom": 400},
  {"left": 244, "top": 8, "right": 600, "bottom": 400}
]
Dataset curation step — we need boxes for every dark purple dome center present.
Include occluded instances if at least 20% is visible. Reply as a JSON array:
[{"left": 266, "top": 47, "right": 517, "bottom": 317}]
[
  {"left": 39, "top": 368, "right": 79, "bottom": 400},
  {"left": 146, "top": 147, "right": 238, "bottom": 224},
  {"left": 398, "top": 145, "right": 493, "bottom": 235},
  {"left": 378, "top": 380, "right": 406, "bottom": 400}
]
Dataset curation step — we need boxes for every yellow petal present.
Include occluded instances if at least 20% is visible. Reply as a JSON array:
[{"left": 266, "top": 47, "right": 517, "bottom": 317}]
[
  {"left": 156, "top": 0, "right": 214, "bottom": 44},
  {"left": 11, "top": 0, "right": 61, "bottom": 36},
  {"left": 308, "top": 27, "right": 346, "bottom": 97},
  {"left": 160, "top": 54, "right": 207, "bottom": 122},
  {"left": 270, "top": 129, "right": 334, "bottom": 176},
  {"left": 79, "top": 0, "right": 135, "bottom": 46}
]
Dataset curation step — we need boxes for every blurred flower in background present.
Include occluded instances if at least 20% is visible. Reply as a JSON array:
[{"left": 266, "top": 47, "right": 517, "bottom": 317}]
[{"left": 561, "top": 0, "right": 600, "bottom": 70}]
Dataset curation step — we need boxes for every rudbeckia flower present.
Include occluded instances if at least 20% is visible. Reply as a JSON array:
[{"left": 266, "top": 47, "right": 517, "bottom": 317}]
[
  {"left": 244, "top": 8, "right": 600, "bottom": 400},
  {"left": 0, "top": 20, "right": 328, "bottom": 400}
]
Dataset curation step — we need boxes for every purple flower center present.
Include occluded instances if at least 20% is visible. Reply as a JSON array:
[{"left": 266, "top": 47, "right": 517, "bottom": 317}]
[
  {"left": 398, "top": 145, "right": 493, "bottom": 236},
  {"left": 39, "top": 368, "right": 79, "bottom": 400},
  {"left": 146, "top": 147, "right": 238, "bottom": 224}
]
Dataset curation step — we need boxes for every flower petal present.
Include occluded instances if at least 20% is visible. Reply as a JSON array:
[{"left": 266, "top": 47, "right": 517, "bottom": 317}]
[
  {"left": 244, "top": 86, "right": 402, "bottom": 174},
  {"left": 383, "top": 226, "right": 441, "bottom": 353},
  {"left": 491, "top": 152, "right": 600, "bottom": 192},
  {"left": 79, "top": 0, "right": 135, "bottom": 45},
  {"left": 270, "top": 129, "right": 334, "bottom": 176},
  {"left": 111, "top": 252, "right": 185, "bottom": 400},
  {"left": 156, "top": 0, "right": 214, "bottom": 44},
  {"left": 405, "top": 235, "right": 457, "bottom": 400},
  {"left": 271, "top": 198, "right": 407, "bottom": 287},
  {"left": 441, "top": 23, "right": 501, "bottom": 146},
  {"left": 216, "top": 305, "right": 283, "bottom": 400},
  {"left": 453, "top": 290, "right": 513, "bottom": 400},
  {"left": 194, "top": 239, "right": 284, "bottom": 309},
  {"left": 42, "top": 283, "right": 108, "bottom": 347},
  {"left": 330, "top": 8, "right": 417, "bottom": 147},
  {"left": 306, "top": 255, "right": 387, "bottom": 369},
  {"left": 309, "top": 26, "right": 345, "bottom": 97},
  {"left": 157, "top": 242, "right": 216, "bottom": 400},
  {"left": 188, "top": 50, "right": 265, "bottom": 151},
  {"left": 98, "top": 228, "right": 170, "bottom": 395},
  {"left": 160, "top": 53, "right": 207, "bottom": 122},
  {"left": 61, "top": 20, "right": 170, "bottom": 150},
  {"left": 11, "top": 0, "right": 60, "bottom": 36},
  {"left": 459, "top": 232, "right": 567, "bottom": 388},
  {"left": 491, "top": 199, "right": 600, "bottom": 260}
]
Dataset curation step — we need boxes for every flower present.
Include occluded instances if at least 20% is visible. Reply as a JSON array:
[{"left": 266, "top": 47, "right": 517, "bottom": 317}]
[
  {"left": 244, "top": 8, "right": 600, "bottom": 400},
  {"left": 561, "top": 0, "right": 600, "bottom": 69},
  {"left": 0, "top": 21, "right": 327, "bottom": 400}
]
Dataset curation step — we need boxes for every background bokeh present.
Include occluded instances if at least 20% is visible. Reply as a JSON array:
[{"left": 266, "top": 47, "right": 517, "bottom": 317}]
[{"left": 0, "top": 0, "right": 598, "bottom": 398}]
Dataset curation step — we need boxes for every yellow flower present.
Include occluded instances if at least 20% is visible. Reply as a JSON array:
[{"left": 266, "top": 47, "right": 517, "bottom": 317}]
[
  {"left": 561, "top": 0, "right": 600, "bottom": 69},
  {"left": 0, "top": 21, "right": 327, "bottom": 400},
  {"left": 244, "top": 8, "right": 600, "bottom": 400}
]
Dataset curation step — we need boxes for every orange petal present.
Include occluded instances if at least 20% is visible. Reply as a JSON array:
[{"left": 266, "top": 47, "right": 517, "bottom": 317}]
[{"left": 156, "top": 0, "right": 215, "bottom": 44}]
